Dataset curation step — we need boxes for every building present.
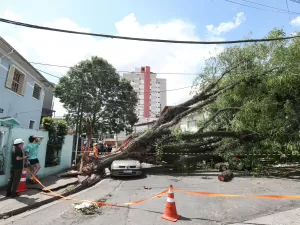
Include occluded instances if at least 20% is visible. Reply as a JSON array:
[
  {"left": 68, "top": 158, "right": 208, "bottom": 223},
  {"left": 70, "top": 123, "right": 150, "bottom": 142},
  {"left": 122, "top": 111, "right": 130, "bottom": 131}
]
[
  {"left": 112, "top": 66, "right": 166, "bottom": 143},
  {"left": 0, "top": 37, "right": 53, "bottom": 129},
  {"left": 41, "top": 82, "right": 56, "bottom": 119},
  {"left": 123, "top": 66, "right": 167, "bottom": 119},
  {"left": 161, "top": 106, "right": 207, "bottom": 133}
]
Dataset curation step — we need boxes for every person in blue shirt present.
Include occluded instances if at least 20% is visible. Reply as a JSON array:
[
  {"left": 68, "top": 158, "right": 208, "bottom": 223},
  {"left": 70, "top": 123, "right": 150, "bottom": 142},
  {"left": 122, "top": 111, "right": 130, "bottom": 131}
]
[{"left": 24, "top": 135, "right": 44, "bottom": 182}]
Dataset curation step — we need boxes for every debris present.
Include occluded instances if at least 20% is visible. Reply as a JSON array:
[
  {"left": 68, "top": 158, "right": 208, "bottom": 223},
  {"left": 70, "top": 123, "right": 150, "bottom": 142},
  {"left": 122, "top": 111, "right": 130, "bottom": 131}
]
[
  {"left": 73, "top": 202, "right": 99, "bottom": 215},
  {"left": 143, "top": 186, "right": 152, "bottom": 190}
]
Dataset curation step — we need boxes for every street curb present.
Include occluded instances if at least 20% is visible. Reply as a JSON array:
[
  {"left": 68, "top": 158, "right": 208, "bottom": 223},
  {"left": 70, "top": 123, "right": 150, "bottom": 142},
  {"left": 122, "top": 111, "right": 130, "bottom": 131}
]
[
  {"left": 27, "top": 180, "right": 80, "bottom": 192},
  {"left": 0, "top": 176, "right": 103, "bottom": 220}
]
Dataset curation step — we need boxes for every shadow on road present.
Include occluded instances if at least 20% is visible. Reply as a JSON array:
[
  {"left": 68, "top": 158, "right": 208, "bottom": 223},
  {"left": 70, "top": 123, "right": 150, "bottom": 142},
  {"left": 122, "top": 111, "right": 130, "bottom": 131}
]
[{"left": 111, "top": 173, "right": 148, "bottom": 181}]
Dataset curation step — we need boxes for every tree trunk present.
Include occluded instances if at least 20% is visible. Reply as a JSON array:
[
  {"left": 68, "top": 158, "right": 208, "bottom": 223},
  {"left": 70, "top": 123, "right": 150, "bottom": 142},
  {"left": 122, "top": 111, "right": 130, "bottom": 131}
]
[{"left": 218, "top": 169, "right": 233, "bottom": 182}]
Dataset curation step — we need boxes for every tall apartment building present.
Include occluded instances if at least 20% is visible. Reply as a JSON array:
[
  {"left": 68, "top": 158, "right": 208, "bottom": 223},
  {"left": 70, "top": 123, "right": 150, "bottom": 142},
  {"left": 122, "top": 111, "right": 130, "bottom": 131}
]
[{"left": 123, "top": 66, "right": 167, "bottom": 120}]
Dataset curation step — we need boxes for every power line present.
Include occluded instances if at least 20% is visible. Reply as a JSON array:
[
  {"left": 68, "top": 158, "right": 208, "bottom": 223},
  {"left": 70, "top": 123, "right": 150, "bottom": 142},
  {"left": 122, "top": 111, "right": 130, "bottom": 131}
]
[
  {"left": 32, "top": 61, "right": 200, "bottom": 75},
  {"left": 36, "top": 69, "right": 61, "bottom": 79},
  {"left": 0, "top": 17, "right": 299, "bottom": 45},
  {"left": 225, "top": 0, "right": 300, "bottom": 14},
  {"left": 36, "top": 68, "right": 194, "bottom": 93},
  {"left": 238, "top": 0, "right": 300, "bottom": 14}
]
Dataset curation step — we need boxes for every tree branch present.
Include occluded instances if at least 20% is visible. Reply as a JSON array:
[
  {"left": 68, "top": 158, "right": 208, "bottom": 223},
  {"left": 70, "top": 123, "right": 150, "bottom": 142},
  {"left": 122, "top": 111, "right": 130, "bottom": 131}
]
[
  {"left": 198, "top": 107, "right": 241, "bottom": 132},
  {"left": 179, "top": 65, "right": 239, "bottom": 108}
]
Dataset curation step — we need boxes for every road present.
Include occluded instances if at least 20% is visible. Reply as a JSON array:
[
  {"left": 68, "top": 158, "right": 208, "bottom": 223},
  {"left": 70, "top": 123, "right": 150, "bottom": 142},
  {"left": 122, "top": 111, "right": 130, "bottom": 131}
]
[{"left": 1, "top": 173, "right": 300, "bottom": 225}]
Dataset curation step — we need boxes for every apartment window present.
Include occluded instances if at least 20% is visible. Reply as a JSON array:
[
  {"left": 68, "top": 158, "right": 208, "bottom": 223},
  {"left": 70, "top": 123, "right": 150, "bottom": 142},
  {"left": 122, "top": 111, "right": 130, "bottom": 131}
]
[
  {"left": 5, "top": 65, "right": 27, "bottom": 96},
  {"left": 29, "top": 120, "right": 35, "bottom": 129},
  {"left": 187, "top": 120, "right": 197, "bottom": 128},
  {"left": 33, "top": 83, "right": 42, "bottom": 100}
]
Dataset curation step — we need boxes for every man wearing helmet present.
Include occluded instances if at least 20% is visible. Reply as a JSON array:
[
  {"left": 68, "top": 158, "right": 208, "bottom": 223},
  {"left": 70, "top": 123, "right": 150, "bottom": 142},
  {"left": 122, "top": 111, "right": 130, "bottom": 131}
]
[{"left": 6, "top": 138, "right": 28, "bottom": 197}]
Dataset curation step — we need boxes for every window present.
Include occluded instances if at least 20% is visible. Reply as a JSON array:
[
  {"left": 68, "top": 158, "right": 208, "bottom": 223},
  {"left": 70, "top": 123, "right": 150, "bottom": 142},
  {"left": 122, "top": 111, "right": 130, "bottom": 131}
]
[
  {"left": 29, "top": 120, "right": 35, "bottom": 129},
  {"left": 6, "top": 65, "right": 27, "bottom": 96},
  {"left": 187, "top": 120, "right": 196, "bottom": 128},
  {"left": 33, "top": 83, "right": 42, "bottom": 100}
]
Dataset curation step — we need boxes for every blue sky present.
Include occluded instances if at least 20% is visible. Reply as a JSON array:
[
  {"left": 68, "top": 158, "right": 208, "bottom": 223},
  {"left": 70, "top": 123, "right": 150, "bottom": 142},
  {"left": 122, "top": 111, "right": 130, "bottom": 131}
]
[
  {"left": 1, "top": 0, "right": 300, "bottom": 115},
  {"left": 2, "top": 0, "right": 300, "bottom": 39}
]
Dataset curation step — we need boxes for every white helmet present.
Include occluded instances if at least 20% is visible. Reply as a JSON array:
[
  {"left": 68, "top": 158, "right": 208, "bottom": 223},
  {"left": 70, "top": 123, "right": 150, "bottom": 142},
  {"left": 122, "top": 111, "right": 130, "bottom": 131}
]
[{"left": 14, "top": 138, "right": 24, "bottom": 145}]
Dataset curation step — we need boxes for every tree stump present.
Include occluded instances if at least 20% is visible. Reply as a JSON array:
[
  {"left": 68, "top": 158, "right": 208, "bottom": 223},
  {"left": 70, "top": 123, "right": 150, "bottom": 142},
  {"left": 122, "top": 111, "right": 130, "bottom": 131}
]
[{"left": 218, "top": 169, "right": 233, "bottom": 182}]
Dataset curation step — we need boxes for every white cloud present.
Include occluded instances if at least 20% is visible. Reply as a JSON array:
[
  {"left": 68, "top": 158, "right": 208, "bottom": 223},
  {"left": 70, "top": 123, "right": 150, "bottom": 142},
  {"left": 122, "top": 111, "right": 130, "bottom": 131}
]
[
  {"left": 206, "top": 12, "right": 245, "bottom": 35},
  {"left": 291, "top": 16, "right": 300, "bottom": 26},
  {"left": 0, "top": 11, "right": 226, "bottom": 117},
  {"left": 2, "top": 9, "right": 22, "bottom": 21}
]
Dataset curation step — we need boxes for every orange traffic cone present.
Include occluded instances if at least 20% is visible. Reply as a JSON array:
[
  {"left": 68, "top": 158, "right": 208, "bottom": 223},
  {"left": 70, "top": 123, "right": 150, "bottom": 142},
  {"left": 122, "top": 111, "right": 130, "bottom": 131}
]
[
  {"left": 161, "top": 185, "right": 180, "bottom": 222},
  {"left": 16, "top": 168, "right": 28, "bottom": 193}
]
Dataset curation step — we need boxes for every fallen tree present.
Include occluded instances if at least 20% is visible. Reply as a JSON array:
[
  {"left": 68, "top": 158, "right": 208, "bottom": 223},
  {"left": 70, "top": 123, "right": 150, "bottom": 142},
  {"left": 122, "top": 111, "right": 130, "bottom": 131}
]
[
  {"left": 79, "top": 65, "right": 269, "bottom": 175},
  {"left": 78, "top": 29, "right": 300, "bottom": 175}
]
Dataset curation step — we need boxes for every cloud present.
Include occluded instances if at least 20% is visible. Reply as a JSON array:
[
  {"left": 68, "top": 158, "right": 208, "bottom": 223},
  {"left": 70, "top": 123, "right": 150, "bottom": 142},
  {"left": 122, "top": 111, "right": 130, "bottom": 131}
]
[
  {"left": 291, "top": 16, "right": 300, "bottom": 26},
  {"left": 0, "top": 11, "right": 225, "bottom": 116},
  {"left": 2, "top": 9, "right": 22, "bottom": 21},
  {"left": 206, "top": 12, "right": 245, "bottom": 35}
]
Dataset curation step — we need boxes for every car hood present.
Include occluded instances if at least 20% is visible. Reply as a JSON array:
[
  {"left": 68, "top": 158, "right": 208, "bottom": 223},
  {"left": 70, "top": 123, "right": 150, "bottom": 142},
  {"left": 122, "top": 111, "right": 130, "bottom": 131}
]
[{"left": 112, "top": 160, "right": 140, "bottom": 167}]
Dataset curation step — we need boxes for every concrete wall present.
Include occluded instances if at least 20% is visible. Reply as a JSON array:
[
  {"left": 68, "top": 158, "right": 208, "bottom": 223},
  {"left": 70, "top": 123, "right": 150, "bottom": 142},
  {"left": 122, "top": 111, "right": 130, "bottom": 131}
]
[
  {"left": 0, "top": 127, "right": 73, "bottom": 187},
  {"left": 178, "top": 113, "right": 207, "bottom": 133},
  {"left": 0, "top": 56, "right": 45, "bottom": 129}
]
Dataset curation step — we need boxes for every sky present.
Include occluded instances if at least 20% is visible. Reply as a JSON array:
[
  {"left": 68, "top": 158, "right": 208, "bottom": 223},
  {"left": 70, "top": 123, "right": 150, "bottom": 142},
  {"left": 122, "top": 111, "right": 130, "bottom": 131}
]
[{"left": 1, "top": 0, "right": 300, "bottom": 116}]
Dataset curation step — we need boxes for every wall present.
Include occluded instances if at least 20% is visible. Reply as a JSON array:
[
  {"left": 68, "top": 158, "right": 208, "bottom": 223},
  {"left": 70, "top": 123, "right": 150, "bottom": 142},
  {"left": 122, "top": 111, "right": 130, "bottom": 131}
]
[
  {"left": 0, "top": 126, "right": 10, "bottom": 186},
  {"left": 0, "top": 127, "right": 73, "bottom": 187},
  {"left": 0, "top": 52, "right": 45, "bottom": 130},
  {"left": 42, "top": 135, "right": 73, "bottom": 177},
  {"left": 178, "top": 113, "right": 207, "bottom": 133}
]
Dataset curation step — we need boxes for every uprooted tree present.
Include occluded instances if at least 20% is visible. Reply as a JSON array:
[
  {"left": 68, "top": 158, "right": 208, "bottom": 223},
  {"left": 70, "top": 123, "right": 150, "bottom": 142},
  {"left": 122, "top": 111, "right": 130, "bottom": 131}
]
[{"left": 80, "top": 28, "right": 300, "bottom": 175}]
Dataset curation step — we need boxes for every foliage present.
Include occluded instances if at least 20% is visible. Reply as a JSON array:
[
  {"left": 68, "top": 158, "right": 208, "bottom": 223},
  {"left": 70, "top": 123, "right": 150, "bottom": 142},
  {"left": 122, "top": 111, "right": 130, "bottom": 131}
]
[
  {"left": 54, "top": 56, "right": 138, "bottom": 136},
  {"left": 42, "top": 117, "right": 68, "bottom": 167},
  {"left": 192, "top": 28, "right": 300, "bottom": 165}
]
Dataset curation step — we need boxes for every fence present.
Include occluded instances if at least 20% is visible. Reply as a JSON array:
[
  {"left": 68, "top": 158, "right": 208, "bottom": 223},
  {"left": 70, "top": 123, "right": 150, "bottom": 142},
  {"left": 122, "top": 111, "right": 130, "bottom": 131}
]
[{"left": 0, "top": 127, "right": 73, "bottom": 187}]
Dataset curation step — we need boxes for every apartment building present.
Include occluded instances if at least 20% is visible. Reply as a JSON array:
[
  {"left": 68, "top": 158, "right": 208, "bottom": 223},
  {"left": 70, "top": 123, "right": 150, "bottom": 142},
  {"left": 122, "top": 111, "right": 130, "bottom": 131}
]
[{"left": 123, "top": 66, "right": 167, "bottom": 119}]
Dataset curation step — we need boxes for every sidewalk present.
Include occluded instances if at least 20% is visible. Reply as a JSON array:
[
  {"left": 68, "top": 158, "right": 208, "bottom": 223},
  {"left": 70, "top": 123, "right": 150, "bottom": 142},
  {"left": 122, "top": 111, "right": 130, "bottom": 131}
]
[{"left": 0, "top": 175, "right": 79, "bottom": 219}]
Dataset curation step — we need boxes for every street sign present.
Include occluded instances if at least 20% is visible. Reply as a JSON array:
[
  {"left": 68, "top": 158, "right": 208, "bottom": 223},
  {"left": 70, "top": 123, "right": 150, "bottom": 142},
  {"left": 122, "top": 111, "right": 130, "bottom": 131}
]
[{"left": 0, "top": 108, "right": 3, "bottom": 113}]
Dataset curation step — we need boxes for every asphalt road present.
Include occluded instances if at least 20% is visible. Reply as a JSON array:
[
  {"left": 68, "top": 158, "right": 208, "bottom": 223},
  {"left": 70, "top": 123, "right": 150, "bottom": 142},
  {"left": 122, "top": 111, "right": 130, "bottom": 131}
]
[{"left": 1, "top": 173, "right": 300, "bottom": 225}]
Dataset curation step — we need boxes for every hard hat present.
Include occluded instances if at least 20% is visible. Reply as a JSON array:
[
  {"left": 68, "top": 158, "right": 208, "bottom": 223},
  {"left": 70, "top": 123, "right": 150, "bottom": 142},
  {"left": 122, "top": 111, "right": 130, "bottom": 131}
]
[{"left": 14, "top": 138, "right": 24, "bottom": 145}]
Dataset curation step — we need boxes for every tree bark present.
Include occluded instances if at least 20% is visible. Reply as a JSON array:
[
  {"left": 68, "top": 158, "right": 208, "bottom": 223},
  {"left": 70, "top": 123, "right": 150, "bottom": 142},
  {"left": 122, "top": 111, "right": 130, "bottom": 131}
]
[{"left": 218, "top": 169, "right": 233, "bottom": 182}]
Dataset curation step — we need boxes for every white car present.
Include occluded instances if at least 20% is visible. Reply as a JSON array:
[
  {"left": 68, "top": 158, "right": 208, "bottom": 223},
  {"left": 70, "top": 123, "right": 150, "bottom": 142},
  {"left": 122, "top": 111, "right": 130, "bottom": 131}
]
[{"left": 111, "top": 158, "right": 142, "bottom": 177}]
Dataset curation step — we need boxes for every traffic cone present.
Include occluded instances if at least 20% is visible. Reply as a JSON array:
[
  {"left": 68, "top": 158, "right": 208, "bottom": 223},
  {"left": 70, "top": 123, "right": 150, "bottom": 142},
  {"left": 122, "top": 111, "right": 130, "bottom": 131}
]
[
  {"left": 16, "top": 168, "right": 28, "bottom": 193},
  {"left": 161, "top": 185, "right": 180, "bottom": 222}
]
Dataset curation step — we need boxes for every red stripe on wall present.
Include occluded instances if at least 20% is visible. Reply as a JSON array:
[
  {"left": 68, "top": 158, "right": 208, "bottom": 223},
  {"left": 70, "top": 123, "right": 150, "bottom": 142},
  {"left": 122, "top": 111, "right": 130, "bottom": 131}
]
[{"left": 144, "top": 66, "right": 150, "bottom": 118}]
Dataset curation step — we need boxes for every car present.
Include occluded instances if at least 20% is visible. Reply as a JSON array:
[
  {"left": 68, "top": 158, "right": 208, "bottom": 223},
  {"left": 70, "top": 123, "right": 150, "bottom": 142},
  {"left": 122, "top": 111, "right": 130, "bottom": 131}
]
[{"left": 111, "top": 158, "right": 142, "bottom": 177}]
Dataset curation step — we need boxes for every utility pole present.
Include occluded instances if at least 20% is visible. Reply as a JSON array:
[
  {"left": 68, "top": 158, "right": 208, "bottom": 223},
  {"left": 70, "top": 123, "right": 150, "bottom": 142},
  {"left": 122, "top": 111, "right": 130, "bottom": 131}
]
[
  {"left": 74, "top": 102, "right": 80, "bottom": 164},
  {"left": 74, "top": 77, "right": 84, "bottom": 166}
]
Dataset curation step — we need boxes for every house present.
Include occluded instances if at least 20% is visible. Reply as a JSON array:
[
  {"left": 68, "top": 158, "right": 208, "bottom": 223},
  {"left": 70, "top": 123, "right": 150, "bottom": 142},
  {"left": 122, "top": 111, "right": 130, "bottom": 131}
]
[
  {"left": 0, "top": 37, "right": 53, "bottom": 129},
  {"left": 161, "top": 106, "right": 207, "bottom": 132}
]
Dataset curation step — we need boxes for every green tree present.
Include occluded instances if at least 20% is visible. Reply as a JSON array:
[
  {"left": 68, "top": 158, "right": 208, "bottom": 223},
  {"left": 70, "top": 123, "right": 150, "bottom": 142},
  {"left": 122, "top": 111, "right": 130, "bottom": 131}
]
[
  {"left": 54, "top": 56, "right": 138, "bottom": 137},
  {"left": 196, "top": 28, "right": 300, "bottom": 162}
]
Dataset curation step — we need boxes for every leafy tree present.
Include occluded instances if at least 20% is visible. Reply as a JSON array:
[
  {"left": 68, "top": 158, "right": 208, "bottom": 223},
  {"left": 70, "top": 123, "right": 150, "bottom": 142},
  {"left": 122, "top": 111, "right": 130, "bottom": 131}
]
[
  {"left": 196, "top": 28, "right": 300, "bottom": 164},
  {"left": 54, "top": 56, "right": 138, "bottom": 137}
]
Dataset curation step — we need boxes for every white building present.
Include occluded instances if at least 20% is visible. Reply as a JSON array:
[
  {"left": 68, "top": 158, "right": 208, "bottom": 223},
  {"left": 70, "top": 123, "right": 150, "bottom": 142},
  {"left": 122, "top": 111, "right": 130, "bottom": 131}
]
[
  {"left": 123, "top": 66, "right": 167, "bottom": 120},
  {"left": 113, "top": 66, "right": 167, "bottom": 143}
]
